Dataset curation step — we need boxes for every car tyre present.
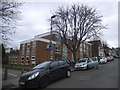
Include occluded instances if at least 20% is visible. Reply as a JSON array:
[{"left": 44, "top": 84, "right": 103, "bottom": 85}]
[
  {"left": 96, "top": 66, "right": 99, "bottom": 69},
  {"left": 40, "top": 76, "right": 49, "bottom": 88},
  {"left": 86, "top": 65, "right": 89, "bottom": 70},
  {"left": 66, "top": 70, "right": 71, "bottom": 78}
]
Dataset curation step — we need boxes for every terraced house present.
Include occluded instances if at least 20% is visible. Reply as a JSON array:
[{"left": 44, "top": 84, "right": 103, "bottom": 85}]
[{"left": 17, "top": 31, "right": 92, "bottom": 65}]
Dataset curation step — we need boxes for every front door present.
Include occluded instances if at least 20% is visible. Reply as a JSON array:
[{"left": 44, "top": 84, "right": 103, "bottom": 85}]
[{"left": 49, "top": 61, "right": 60, "bottom": 80}]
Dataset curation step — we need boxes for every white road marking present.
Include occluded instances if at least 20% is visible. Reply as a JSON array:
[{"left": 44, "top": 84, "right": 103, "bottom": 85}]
[{"left": 2, "top": 72, "right": 18, "bottom": 77}]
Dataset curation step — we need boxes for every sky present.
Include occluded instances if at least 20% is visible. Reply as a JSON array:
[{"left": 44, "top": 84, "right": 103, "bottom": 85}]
[{"left": 9, "top": 0, "right": 118, "bottom": 49}]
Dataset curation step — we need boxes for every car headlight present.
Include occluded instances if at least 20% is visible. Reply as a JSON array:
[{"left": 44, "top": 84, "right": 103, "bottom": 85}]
[
  {"left": 28, "top": 72, "right": 39, "bottom": 80},
  {"left": 82, "top": 64, "right": 87, "bottom": 66}
]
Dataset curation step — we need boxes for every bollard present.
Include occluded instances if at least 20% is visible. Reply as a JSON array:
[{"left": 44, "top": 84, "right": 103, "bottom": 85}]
[{"left": 4, "top": 67, "right": 8, "bottom": 80}]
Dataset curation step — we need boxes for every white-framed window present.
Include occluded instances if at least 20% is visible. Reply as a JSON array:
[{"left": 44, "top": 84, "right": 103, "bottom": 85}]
[
  {"left": 55, "top": 46, "right": 61, "bottom": 54},
  {"left": 26, "top": 56, "right": 29, "bottom": 65},
  {"left": 63, "top": 45, "right": 68, "bottom": 54},
  {"left": 21, "top": 56, "right": 24, "bottom": 65},
  {"left": 32, "top": 41, "right": 36, "bottom": 47},
  {"left": 11, "top": 56, "right": 14, "bottom": 64},
  {"left": 27, "top": 43, "right": 30, "bottom": 53},
  {"left": 15, "top": 57, "right": 17, "bottom": 64},
  {"left": 31, "top": 61, "right": 36, "bottom": 65},
  {"left": 22, "top": 44, "right": 25, "bottom": 54},
  {"left": 31, "top": 55, "right": 35, "bottom": 61},
  {"left": 31, "top": 54, "right": 36, "bottom": 65}
]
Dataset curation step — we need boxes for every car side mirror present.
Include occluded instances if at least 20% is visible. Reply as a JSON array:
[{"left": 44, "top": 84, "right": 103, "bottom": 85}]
[{"left": 87, "top": 60, "right": 90, "bottom": 63}]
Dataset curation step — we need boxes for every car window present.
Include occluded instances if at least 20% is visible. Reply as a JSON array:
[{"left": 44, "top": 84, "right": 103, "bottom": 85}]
[
  {"left": 33, "top": 61, "right": 51, "bottom": 69},
  {"left": 50, "top": 61, "right": 59, "bottom": 68},
  {"left": 87, "top": 58, "right": 93, "bottom": 62},
  {"left": 59, "top": 61, "right": 65, "bottom": 66},
  {"left": 92, "top": 57, "right": 98, "bottom": 61}
]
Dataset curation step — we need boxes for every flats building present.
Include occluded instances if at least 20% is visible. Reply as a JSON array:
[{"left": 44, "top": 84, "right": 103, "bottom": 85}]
[{"left": 18, "top": 31, "right": 92, "bottom": 65}]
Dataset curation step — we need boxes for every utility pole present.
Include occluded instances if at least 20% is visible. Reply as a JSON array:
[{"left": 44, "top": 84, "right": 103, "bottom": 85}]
[
  {"left": 49, "top": 15, "right": 57, "bottom": 60},
  {"left": 4, "top": 66, "right": 8, "bottom": 80}
]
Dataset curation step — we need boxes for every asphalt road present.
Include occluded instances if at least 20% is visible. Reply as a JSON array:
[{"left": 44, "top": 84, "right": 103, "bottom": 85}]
[
  {"left": 47, "top": 59, "right": 118, "bottom": 88},
  {"left": 2, "top": 59, "right": 118, "bottom": 88}
]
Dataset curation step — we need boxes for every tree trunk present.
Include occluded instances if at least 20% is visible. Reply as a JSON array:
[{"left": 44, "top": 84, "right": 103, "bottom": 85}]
[{"left": 73, "top": 51, "right": 77, "bottom": 64}]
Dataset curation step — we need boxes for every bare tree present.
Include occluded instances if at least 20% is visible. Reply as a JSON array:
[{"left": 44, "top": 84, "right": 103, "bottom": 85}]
[
  {"left": 52, "top": 4, "right": 106, "bottom": 63},
  {"left": 101, "top": 41, "right": 109, "bottom": 56},
  {"left": 0, "top": 0, "right": 23, "bottom": 47}
]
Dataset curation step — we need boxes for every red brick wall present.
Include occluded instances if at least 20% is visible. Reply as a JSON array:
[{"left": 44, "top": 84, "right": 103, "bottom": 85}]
[{"left": 35, "top": 41, "right": 51, "bottom": 64}]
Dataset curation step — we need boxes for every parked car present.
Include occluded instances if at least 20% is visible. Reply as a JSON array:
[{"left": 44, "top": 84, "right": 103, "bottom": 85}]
[
  {"left": 74, "top": 58, "right": 99, "bottom": 70},
  {"left": 19, "top": 60, "right": 71, "bottom": 88},
  {"left": 109, "top": 56, "right": 115, "bottom": 61},
  {"left": 106, "top": 56, "right": 114, "bottom": 62},
  {"left": 99, "top": 57, "right": 107, "bottom": 64}
]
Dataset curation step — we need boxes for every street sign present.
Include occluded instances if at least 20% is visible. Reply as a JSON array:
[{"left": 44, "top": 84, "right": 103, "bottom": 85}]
[{"left": 49, "top": 41, "right": 53, "bottom": 51}]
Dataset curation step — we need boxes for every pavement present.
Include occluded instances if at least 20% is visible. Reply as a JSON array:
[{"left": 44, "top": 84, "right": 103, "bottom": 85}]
[
  {"left": 2, "top": 68, "right": 22, "bottom": 89},
  {"left": 2, "top": 78, "right": 19, "bottom": 89}
]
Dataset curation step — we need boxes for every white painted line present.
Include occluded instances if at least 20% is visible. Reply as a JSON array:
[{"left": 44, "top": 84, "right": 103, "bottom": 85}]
[
  {"left": 8, "top": 73, "right": 18, "bottom": 77},
  {"left": 2, "top": 72, "right": 18, "bottom": 77}
]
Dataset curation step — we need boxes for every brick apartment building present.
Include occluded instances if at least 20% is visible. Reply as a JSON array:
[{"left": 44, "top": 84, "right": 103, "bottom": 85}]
[
  {"left": 88, "top": 40, "right": 105, "bottom": 57},
  {"left": 8, "top": 52, "right": 19, "bottom": 65},
  {"left": 17, "top": 31, "right": 92, "bottom": 65}
]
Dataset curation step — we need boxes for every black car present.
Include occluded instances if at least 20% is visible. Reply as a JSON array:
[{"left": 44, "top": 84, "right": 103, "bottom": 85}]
[{"left": 19, "top": 60, "right": 71, "bottom": 88}]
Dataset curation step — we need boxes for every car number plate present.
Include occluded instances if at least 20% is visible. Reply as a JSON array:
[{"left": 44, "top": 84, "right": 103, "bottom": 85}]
[{"left": 19, "top": 82, "right": 25, "bottom": 85}]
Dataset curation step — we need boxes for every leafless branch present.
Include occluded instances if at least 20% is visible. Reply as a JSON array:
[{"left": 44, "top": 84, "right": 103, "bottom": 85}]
[{"left": 51, "top": 3, "right": 107, "bottom": 62}]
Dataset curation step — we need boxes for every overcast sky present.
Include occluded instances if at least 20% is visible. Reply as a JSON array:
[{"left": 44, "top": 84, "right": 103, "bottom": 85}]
[{"left": 9, "top": 0, "right": 118, "bottom": 49}]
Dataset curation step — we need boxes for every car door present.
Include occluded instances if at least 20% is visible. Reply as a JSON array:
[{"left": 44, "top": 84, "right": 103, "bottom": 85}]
[
  {"left": 58, "top": 61, "right": 67, "bottom": 77},
  {"left": 92, "top": 57, "right": 99, "bottom": 67},
  {"left": 49, "top": 61, "right": 60, "bottom": 80},
  {"left": 87, "top": 58, "right": 94, "bottom": 68}
]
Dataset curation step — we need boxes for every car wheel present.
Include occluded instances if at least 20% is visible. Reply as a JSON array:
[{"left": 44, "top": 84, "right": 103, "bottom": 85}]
[
  {"left": 66, "top": 70, "right": 71, "bottom": 78},
  {"left": 86, "top": 65, "right": 89, "bottom": 70},
  {"left": 96, "top": 66, "right": 99, "bottom": 69},
  {"left": 40, "top": 76, "right": 49, "bottom": 88}
]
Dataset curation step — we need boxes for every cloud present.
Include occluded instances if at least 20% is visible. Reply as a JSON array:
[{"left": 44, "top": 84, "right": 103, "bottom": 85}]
[{"left": 9, "top": 1, "right": 118, "bottom": 49}]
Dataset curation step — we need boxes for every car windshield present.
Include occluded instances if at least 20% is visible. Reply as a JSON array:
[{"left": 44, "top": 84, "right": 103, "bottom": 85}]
[{"left": 33, "top": 61, "right": 51, "bottom": 69}]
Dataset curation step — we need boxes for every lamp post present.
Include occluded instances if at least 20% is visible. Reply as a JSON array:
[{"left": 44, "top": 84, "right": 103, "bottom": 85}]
[{"left": 49, "top": 15, "right": 57, "bottom": 60}]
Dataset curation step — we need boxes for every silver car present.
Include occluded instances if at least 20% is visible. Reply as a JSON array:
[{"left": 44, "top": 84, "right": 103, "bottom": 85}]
[
  {"left": 75, "top": 58, "right": 99, "bottom": 70},
  {"left": 99, "top": 57, "right": 107, "bottom": 64}
]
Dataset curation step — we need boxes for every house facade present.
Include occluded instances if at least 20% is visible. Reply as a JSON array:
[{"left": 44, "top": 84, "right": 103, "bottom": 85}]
[
  {"left": 89, "top": 40, "right": 105, "bottom": 57},
  {"left": 17, "top": 31, "right": 92, "bottom": 65}
]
